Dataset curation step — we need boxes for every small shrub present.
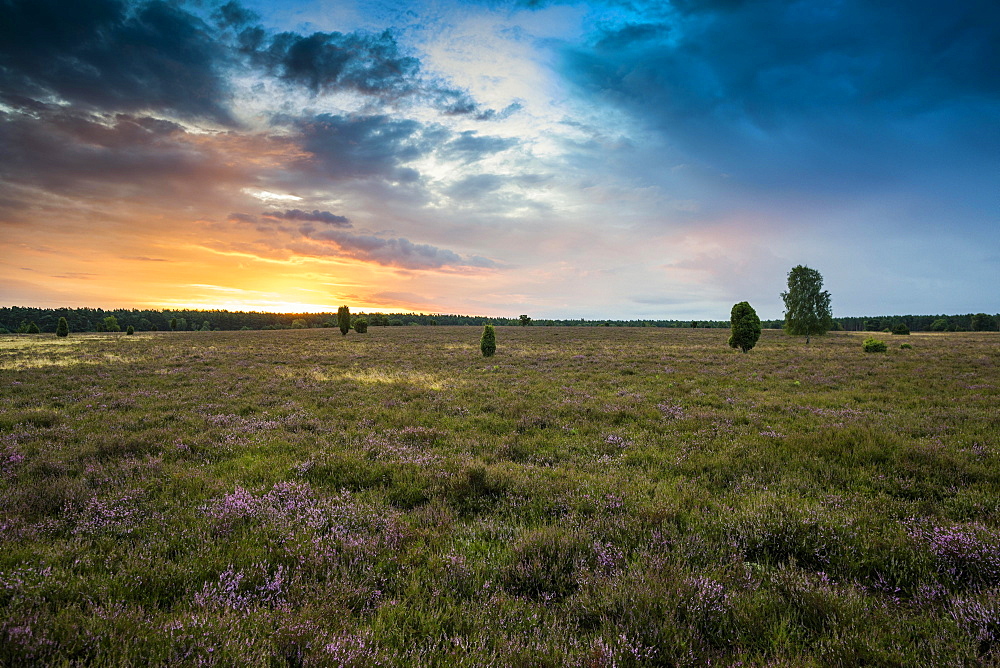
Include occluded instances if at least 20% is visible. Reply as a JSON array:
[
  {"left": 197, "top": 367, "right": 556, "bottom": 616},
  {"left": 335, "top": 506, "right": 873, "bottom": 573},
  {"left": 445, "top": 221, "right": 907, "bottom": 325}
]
[
  {"left": 26, "top": 322, "right": 41, "bottom": 334},
  {"left": 892, "top": 323, "right": 910, "bottom": 335},
  {"left": 863, "top": 338, "right": 887, "bottom": 353},
  {"left": 126, "top": 325, "right": 135, "bottom": 335},
  {"left": 56, "top": 317, "right": 69, "bottom": 337},
  {"left": 900, "top": 343, "right": 913, "bottom": 350},
  {"left": 353, "top": 317, "right": 368, "bottom": 333},
  {"left": 481, "top": 324, "right": 496, "bottom": 357}
]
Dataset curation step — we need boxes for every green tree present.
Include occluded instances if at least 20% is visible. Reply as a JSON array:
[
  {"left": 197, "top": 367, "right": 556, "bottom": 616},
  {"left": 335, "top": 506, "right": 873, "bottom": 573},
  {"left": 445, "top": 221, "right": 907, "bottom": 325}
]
[
  {"left": 481, "top": 324, "right": 496, "bottom": 357},
  {"left": 103, "top": 315, "right": 121, "bottom": 333},
  {"left": 169, "top": 317, "right": 177, "bottom": 331},
  {"left": 56, "top": 317, "right": 69, "bottom": 337},
  {"left": 891, "top": 322, "right": 910, "bottom": 335},
  {"left": 353, "top": 317, "right": 368, "bottom": 333},
  {"left": 519, "top": 315, "right": 532, "bottom": 327},
  {"left": 929, "top": 318, "right": 948, "bottom": 332},
  {"left": 176, "top": 317, "right": 187, "bottom": 332},
  {"left": 27, "top": 321, "right": 41, "bottom": 334},
  {"left": 728, "top": 301, "right": 761, "bottom": 353},
  {"left": 126, "top": 325, "right": 135, "bottom": 335},
  {"left": 781, "top": 265, "right": 832, "bottom": 344},
  {"left": 200, "top": 320, "right": 211, "bottom": 331},
  {"left": 337, "top": 306, "right": 351, "bottom": 336},
  {"left": 291, "top": 318, "right": 307, "bottom": 329},
  {"left": 971, "top": 313, "right": 994, "bottom": 331}
]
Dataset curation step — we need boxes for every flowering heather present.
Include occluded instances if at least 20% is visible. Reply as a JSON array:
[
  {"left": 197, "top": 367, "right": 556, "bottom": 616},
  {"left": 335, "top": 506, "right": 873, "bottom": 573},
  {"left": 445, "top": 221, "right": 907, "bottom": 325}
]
[
  {"left": 192, "top": 564, "right": 288, "bottom": 611},
  {"left": 657, "top": 402, "right": 686, "bottom": 420},
  {"left": 907, "top": 520, "right": 1000, "bottom": 589},
  {"left": 0, "top": 327, "right": 997, "bottom": 664}
]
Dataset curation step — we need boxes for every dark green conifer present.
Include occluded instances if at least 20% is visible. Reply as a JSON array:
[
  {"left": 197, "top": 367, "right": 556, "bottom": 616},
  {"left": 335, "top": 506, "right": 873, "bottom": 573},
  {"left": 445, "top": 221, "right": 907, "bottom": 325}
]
[
  {"left": 338, "top": 306, "right": 351, "bottom": 336},
  {"left": 481, "top": 324, "right": 496, "bottom": 357},
  {"left": 728, "top": 302, "right": 761, "bottom": 353},
  {"left": 56, "top": 317, "right": 69, "bottom": 337}
]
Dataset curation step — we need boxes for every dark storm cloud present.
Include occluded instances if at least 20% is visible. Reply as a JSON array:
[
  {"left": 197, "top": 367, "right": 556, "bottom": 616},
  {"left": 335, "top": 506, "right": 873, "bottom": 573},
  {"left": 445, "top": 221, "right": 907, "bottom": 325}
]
[
  {"left": 262, "top": 209, "right": 352, "bottom": 227},
  {"left": 0, "top": 0, "right": 235, "bottom": 124},
  {"left": 0, "top": 0, "right": 522, "bottom": 214},
  {"left": 561, "top": 0, "right": 1000, "bottom": 192},
  {"left": 0, "top": 0, "right": 507, "bottom": 125},
  {"left": 255, "top": 29, "right": 421, "bottom": 99},
  {"left": 212, "top": 0, "right": 259, "bottom": 29}
]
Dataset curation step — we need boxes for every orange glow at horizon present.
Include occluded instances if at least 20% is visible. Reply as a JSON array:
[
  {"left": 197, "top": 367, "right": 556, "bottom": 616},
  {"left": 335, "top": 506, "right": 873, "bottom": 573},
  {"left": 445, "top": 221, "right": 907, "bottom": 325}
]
[{"left": 154, "top": 297, "right": 423, "bottom": 315}]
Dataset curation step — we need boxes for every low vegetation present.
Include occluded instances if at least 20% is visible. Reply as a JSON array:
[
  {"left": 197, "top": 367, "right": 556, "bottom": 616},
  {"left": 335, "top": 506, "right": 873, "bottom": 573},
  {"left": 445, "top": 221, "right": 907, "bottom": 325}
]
[
  {"left": 863, "top": 337, "right": 888, "bottom": 353},
  {"left": 1, "top": 327, "right": 998, "bottom": 665}
]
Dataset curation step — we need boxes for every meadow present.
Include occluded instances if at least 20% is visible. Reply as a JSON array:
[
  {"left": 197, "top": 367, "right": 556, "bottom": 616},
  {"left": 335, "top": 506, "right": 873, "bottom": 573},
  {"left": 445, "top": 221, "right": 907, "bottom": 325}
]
[{"left": 1, "top": 326, "right": 998, "bottom": 666}]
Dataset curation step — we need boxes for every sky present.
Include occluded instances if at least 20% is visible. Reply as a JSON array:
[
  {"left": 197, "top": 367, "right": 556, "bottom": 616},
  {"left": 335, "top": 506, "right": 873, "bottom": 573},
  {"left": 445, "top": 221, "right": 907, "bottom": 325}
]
[{"left": 1, "top": 0, "right": 997, "bottom": 320}]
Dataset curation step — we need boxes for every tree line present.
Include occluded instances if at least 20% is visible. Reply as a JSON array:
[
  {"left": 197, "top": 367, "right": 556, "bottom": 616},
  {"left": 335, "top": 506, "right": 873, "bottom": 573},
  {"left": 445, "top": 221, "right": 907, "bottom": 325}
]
[
  {"left": 1, "top": 305, "right": 996, "bottom": 335},
  {"left": 0, "top": 306, "right": 738, "bottom": 333}
]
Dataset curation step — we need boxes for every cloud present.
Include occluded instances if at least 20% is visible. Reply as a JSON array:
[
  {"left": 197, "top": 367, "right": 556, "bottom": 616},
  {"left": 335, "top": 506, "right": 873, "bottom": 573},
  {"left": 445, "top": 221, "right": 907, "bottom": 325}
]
[
  {"left": 441, "top": 131, "right": 518, "bottom": 163},
  {"left": 0, "top": 0, "right": 235, "bottom": 124},
  {"left": 121, "top": 256, "right": 170, "bottom": 262},
  {"left": 445, "top": 174, "right": 505, "bottom": 200},
  {"left": 434, "top": 88, "right": 524, "bottom": 121},
  {"left": 253, "top": 28, "right": 421, "bottom": 99},
  {"left": 262, "top": 209, "right": 352, "bottom": 227},
  {"left": 0, "top": 103, "right": 247, "bottom": 199},
  {"left": 303, "top": 228, "right": 498, "bottom": 270},
  {"left": 594, "top": 22, "right": 670, "bottom": 50},
  {"left": 295, "top": 113, "right": 441, "bottom": 183},
  {"left": 560, "top": 0, "right": 1000, "bottom": 193},
  {"left": 212, "top": 1, "right": 259, "bottom": 29}
]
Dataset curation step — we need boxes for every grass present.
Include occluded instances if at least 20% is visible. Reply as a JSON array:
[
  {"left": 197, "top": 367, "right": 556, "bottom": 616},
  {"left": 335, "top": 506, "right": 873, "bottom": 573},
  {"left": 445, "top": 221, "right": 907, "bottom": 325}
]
[{"left": 1, "top": 327, "right": 998, "bottom": 665}]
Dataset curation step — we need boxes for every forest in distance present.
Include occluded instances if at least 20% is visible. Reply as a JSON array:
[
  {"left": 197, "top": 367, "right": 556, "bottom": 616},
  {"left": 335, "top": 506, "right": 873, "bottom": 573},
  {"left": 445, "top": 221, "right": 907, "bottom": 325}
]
[{"left": 2, "top": 305, "right": 999, "bottom": 335}]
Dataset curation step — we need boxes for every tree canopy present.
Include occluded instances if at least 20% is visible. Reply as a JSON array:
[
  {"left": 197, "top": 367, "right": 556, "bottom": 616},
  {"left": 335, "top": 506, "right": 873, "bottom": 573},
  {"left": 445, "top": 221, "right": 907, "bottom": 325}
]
[{"left": 781, "top": 265, "right": 832, "bottom": 344}]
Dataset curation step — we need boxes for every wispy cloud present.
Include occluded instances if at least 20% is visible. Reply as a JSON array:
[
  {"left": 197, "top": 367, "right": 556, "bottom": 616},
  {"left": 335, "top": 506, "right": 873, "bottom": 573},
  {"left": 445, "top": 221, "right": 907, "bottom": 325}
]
[{"left": 262, "top": 209, "right": 352, "bottom": 227}]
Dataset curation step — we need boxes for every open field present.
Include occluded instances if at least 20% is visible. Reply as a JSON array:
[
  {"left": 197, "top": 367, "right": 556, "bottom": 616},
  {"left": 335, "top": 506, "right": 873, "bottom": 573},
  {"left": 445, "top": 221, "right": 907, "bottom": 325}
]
[{"left": 2, "top": 327, "right": 999, "bottom": 666}]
